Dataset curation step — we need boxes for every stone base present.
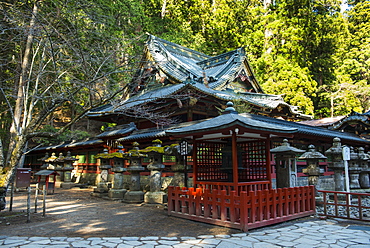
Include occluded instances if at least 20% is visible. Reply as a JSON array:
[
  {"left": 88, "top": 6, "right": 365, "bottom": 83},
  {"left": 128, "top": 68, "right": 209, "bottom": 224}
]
[
  {"left": 93, "top": 182, "right": 109, "bottom": 193},
  {"left": 108, "top": 189, "right": 127, "bottom": 199},
  {"left": 60, "top": 182, "right": 76, "bottom": 189},
  {"left": 144, "top": 191, "right": 167, "bottom": 204},
  {"left": 123, "top": 191, "right": 145, "bottom": 204},
  {"left": 93, "top": 187, "right": 108, "bottom": 193},
  {"left": 90, "top": 192, "right": 108, "bottom": 198}
]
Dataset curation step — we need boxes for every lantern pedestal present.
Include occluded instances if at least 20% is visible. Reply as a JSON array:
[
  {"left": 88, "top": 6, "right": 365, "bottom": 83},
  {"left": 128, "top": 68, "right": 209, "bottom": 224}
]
[
  {"left": 124, "top": 190, "right": 145, "bottom": 204},
  {"left": 108, "top": 167, "right": 127, "bottom": 199},
  {"left": 61, "top": 151, "right": 78, "bottom": 189},
  {"left": 123, "top": 165, "right": 145, "bottom": 203},
  {"left": 93, "top": 164, "right": 112, "bottom": 194},
  {"left": 140, "top": 140, "right": 167, "bottom": 204},
  {"left": 144, "top": 191, "right": 167, "bottom": 204},
  {"left": 108, "top": 188, "right": 127, "bottom": 199},
  {"left": 93, "top": 149, "right": 112, "bottom": 195},
  {"left": 60, "top": 181, "right": 75, "bottom": 189}
]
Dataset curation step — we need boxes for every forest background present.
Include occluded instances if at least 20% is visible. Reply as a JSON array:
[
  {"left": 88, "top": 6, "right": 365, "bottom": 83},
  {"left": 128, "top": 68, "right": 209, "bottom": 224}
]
[{"left": 0, "top": 0, "right": 369, "bottom": 189}]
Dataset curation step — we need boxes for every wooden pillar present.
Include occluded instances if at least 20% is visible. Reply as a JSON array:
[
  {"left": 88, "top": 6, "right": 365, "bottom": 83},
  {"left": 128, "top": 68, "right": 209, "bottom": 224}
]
[
  {"left": 232, "top": 130, "right": 239, "bottom": 187},
  {"left": 192, "top": 140, "right": 198, "bottom": 187},
  {"left": 266, "top": 135, "right": 272, "bottom": 190}
]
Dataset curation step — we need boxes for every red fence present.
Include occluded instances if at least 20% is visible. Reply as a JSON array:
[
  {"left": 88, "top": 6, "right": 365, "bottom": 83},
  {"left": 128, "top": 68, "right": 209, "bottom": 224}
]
[
  {"left": 168, "top": 185, "right": 316, "bottom": 231},
  {"left": 317, "top": 190, "right": 370, "bottom": 222},
  {"left": 196, "top": 181, "right": 271, "bottom": 194}
]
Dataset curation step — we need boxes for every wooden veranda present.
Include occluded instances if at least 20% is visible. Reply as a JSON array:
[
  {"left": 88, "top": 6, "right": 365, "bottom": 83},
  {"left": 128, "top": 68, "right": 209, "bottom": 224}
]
[{"left": 166, "top": 104, "right": 316, "bottom": 231}]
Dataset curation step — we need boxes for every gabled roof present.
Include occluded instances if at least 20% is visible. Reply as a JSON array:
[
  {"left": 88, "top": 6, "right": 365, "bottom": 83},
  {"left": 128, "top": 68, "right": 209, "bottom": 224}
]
[
  {"left": 109, "top": 109, "right": 368, "bottom": 145},
  {"left": 298, "top": 116, "right": 346, "bottom": 127},
  {"left": 31, "top": 139, "right": 104, "bottom": 152},
  {"left": 88, "top": 34, "right": 311, "bottom": 121},
  {"left": 96, "top": 122, "right": 137, "bottom": 138},
  {"left": 166, "top": 112, "right": 298, "bottom": 140},
  {"left": 249, "top": 113, "right": 369, "bottom": 145},
  {"left": 88, "top": 82, "right": 307, "bottom": 119},
  {"left": 146, "top": 34, "right": 263, "bottom": 93},
  {"left": 330, "top": 111, "right": 370, "bottom": 131}
]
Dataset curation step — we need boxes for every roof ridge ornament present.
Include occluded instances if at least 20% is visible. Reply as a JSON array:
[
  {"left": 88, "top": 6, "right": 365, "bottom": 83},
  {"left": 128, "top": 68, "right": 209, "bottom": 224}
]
[
  {"left": 183, "top": 75, "right": 196, "bottom": 84},
  {"left": 223, "top": 101, "right": 238, "bottom": 114}
]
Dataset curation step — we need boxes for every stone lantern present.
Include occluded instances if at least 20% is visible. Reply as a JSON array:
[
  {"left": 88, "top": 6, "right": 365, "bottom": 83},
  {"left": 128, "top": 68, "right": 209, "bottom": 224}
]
[
  {"left": 348, "top": 147, "right": 361, "bottom": 189},
  {"left": 270, "top": 139, "right": 305, "bottom": 188},
  {"left": 325, "top": 137, "right": 345, "bottom": 191},
  {"left": 54, "top": 153, "right": 66, "bottom": 184},
  {"left": 108, "top": 145, "right": 127, "bottom": 199},
  {"left": 39, "top": 152, "right": 50, "bottom": 169},
  {"left": 299, "top": 144, "right": 326, "bottom": 196},
  {"left": 45, "top": 152, "right": 58, "bottom": 170},
  {"left": 123, "top": 142, "right": 147, "bottom": 203},
  {"left": 93, "top": 148, "right": 112, "bottom": 194},
  {"left": 358, "top": 148, "right": 370, "bottom": 189},
  {"left": 165, "top": 141, "right": 193, "bottom": 188},
  {"left": 140, "top": 139, "right": 166, "bottom": 204},
  {"left": 61, "top": 151, "right": 78, "bottom": 189}
]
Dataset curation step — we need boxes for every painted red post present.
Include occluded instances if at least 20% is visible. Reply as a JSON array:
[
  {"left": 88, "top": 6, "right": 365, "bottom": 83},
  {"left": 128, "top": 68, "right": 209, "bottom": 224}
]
[
  {"left": 265, "top": 136, "right": 273, "bottom": 189},
  {"left": 278, "top": 188, "right": 284, "bottom": 217},
  {"left": 204, "top": 188, "right": 210, "bottom": 218},
  {"left": 240, "top": 191, "right": 248, "bottom": 231},
  {"left": 168, "top": 186, "right": 174, "bottom": 212},
  {"left": 211, "top": 189, "right": 216, "bottom": 219},
  {"left": 188, "top": 188, "right": 195, "bottom": 215},
  {"left": 250, "top": 191, "right": 256, "bottom": 223},
  {"left": 192, "top": 141, "right": 198, "bottom": 187},
  {"left": 195, "top": 187, "right": 202, "bottom": 216},
  {"left": 232, "top": 130, "right": 239, "bottom": 190},
  {"left": 230, "top": 190, "right": 236, "bottom": 222},
  {"left": 272, "top": 189, "right": 277, "bottom": 219},
  {"left": 174, "top": 187, "right": 180, "bottom": 212}
]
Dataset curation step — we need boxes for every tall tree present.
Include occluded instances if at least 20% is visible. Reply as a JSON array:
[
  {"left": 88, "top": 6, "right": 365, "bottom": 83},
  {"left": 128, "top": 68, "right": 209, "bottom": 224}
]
[{"left": 0, "top": 0, "right": 144, "bottom": 191}]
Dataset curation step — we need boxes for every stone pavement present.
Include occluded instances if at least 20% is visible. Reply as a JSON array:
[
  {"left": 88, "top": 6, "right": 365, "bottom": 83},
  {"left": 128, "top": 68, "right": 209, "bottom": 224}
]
[{"left": 0, "top": 219, "right": 369, "bottom": 248}]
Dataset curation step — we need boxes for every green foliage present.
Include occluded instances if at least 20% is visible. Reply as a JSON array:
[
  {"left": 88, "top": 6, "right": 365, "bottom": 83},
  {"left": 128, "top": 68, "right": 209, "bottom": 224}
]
[
  {"left": 35, "top": 125, "right": 90, "bottom": 146},
  {"left": 1, "top": 0, "right": 369, "bottom": 143},
  {"left": 257, "top": 55, "right": 316, "bottom": 115},
  {"left": 100, "top": 123, "right": 117, "bottom": 132}
]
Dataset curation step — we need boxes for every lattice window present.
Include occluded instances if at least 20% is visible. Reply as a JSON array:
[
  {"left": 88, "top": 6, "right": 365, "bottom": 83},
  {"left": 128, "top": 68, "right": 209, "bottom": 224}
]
[
  {"left": 196, "top": 142, "right": 227, "bottom": 182},
  {"left": 195, "top": 140, "right": 268, "bottom": 182},
  {"left": 239, "top": 141, "right": 267, "bottom": 181}
]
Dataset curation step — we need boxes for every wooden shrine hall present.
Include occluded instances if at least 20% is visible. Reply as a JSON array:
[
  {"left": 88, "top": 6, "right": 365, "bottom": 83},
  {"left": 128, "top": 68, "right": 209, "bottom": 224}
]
[
  {"left": 165, "top": 102, "right": 316, "bottom": 231},
  {"left": 26, "top": 34, "right": 370, "bottom": 231}
]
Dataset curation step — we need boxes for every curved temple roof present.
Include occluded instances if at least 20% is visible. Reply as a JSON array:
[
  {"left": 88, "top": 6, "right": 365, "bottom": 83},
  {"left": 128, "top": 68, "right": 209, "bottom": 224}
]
[
  {"left": 166, "top": 112, "right": 298, "bottom": 141},
  {"left": 147, "top": 35, "right": 263, "bottom": 92},
  {"left": 87, "top": 34, "right": 311, "bottom": 121}
]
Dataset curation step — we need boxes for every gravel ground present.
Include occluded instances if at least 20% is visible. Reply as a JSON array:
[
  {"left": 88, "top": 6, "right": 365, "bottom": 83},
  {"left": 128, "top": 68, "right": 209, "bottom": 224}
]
[
  {"left": 1, "top": 187, "right": 369, "bottom": 238},
  {"left": 0, "top": 187, "right": 242, "bottom": 238}
]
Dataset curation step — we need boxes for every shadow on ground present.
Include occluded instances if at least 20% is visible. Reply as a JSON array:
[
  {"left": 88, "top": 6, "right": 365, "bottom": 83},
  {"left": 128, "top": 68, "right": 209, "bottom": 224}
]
[{"left": 0, "top": 187, "right": 243, "bottom": 237}]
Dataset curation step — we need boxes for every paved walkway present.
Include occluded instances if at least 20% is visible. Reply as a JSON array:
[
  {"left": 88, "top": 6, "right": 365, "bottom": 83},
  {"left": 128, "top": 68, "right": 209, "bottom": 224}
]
[{"left": 1, "top": 219, "right": 369, "bottom": 248}]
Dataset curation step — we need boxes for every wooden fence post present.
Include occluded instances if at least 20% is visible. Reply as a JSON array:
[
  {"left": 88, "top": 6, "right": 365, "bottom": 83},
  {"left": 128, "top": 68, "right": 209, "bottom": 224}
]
[
  {"left": 42, "top": 185, "right": 46, "bottom": 217},
  {"left": 9, "top": 183, "right": 14, "bottom": 212},
  {"left": 240, "top": 191, "right": 248, "bottom": 232},
  {"left": 34, "top": 183, "right": 38, "bottom": 213},
  {"left": 27, "top": 187, "right": 31, "bottom": 223}
]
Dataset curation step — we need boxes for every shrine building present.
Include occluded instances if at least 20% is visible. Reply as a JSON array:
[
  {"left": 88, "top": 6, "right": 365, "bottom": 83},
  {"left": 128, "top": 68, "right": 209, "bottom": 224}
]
[{"left": 25, "top": 34, "right": 370, "bottom": 187}]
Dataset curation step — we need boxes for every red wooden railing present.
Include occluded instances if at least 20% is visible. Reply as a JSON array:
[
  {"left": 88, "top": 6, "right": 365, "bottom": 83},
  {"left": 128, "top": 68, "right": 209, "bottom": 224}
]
[
  {"left": 168, "top": 185, "right": 316, "bottom": 231},
  {"left": 317, "top": 190, "right": 370, "bottom": 222},
  {"left": 195, "top": 181, "right": 271, "bottom": 194}
]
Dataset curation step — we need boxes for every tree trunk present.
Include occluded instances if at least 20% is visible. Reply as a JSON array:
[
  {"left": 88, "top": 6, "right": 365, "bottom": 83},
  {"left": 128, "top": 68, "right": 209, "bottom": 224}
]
[
  {"left": 4, "top": 3, "right": 38, "bottom": 187},
  {"left": 4, "top": 135, "right": 27, "bottom": 189}
]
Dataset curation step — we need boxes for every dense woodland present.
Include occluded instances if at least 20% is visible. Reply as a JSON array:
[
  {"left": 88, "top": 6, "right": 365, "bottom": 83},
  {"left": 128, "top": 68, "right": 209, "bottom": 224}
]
[{"left": 0, "top": 0, "right": 369, "bottom": 187}]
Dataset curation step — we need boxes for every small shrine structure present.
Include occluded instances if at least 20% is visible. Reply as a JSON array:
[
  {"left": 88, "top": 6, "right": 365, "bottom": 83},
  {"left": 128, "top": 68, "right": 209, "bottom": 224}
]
[
  {"left": 166, "top": 102, "right": 316, "bottom": 231},
  {"left": 25, "top": 34, "right": 370, "bottom": 212}
]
